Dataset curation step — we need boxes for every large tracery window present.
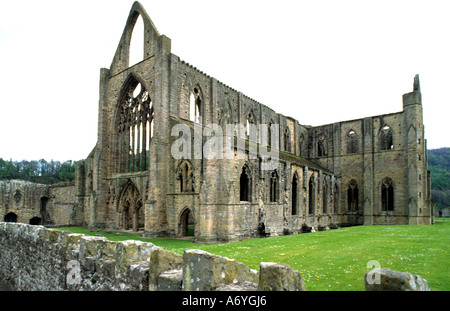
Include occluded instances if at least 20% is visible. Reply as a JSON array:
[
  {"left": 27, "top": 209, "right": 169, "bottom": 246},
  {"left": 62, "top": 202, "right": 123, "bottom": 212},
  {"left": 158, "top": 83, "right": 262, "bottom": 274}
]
[{"left": 117, "top": 79, "right": 154, "bottom": 173}]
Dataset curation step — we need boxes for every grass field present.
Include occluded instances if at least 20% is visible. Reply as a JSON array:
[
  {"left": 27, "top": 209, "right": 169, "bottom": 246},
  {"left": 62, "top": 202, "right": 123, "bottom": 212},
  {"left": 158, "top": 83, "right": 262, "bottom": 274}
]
[{"left": 56, "top": 218, "right": 450, "bottom": 291}]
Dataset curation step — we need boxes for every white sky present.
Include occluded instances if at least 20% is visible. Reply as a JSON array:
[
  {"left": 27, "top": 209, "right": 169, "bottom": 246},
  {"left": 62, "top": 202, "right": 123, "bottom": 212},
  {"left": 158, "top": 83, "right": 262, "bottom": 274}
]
[{"left": 0, "top": 0, "right": 448, "bottom": 162}]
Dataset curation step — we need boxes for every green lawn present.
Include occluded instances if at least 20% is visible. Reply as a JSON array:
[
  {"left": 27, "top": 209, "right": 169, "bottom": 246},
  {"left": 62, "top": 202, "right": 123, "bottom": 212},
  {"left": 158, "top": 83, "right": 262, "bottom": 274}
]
[{"left": 56, "top": 218, "right": 450, "bottom": 291}]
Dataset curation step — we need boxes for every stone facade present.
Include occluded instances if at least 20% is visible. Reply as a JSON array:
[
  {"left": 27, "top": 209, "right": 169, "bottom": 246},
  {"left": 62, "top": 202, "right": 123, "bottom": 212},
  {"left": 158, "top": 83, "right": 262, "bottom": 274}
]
[
  {"left": 69, "top": 2, "right": 433, "bottom": 243},
  {"left": 0, "top": 180, "right": 75, "bottom": 226}
]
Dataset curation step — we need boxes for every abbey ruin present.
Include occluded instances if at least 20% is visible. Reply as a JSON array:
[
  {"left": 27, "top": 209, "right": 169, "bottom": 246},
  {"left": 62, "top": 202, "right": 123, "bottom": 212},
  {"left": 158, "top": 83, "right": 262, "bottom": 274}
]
[{"left": 1, "top": 2, "right": 433, "bottom": 243}]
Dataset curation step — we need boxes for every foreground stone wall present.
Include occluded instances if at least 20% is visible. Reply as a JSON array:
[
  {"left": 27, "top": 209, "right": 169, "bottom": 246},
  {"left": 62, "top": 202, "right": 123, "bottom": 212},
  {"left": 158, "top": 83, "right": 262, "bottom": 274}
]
[
  {"left": 0, "top": 222, "right": 157, "bottom": 290},
  {"left": 0, "top": 222, "right": 306, "bottom": 291}
]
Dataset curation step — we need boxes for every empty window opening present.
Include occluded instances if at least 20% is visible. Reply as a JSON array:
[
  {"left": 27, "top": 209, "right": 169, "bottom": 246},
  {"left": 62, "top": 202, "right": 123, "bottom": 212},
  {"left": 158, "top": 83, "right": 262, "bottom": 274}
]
[
  {"left": 29, "top": 217, "right": 42, "bottom": 225},
  {"left": 381, "top": 178, "right": 394, "bottom": 211},
  {"left": 292, "top": 174, "right": 298, "bottom": 215},
  {"left": 189, "top": 88, "right": 202, "bottom": 123},
  {"left": 240, "top": 165, "right": 250, "bottom": 201},
  {"left": 129, "top": 14, "right": 145, "bottom": 67},
  {"left": 334, "top": 184, "right": 339, "bottom": 214},
  {"left": 317, "top": 136, "right": 326, "bottom": 157},
  {"left": 322, "top": 182, "right": 328, "bottom": 214},
  {"left": 347, "top": 130, "right": 358, "bottom": 154},
  {"left": 40, "top": 197, "right": 49, "bottom": 212},
  {"left": 347, "top": 180, "right": 359, "bottom": 211},
  {"left": 268, "top": 122, "right": 273, "bottom": 148},
  {"left": 284, "top": 128, "right": 291, "bottom": 153},
  {"left": 380, "top": 125, "right": 394, "bottom": 150},
  {"left": 308, "top": 177, "right": 315, "bottom": 215},
  {"left": 4, "top": 212, "right": 17, "bottom": 223},
  {"left": 270, "top": 170, "right": 279, "bottom": 203}
]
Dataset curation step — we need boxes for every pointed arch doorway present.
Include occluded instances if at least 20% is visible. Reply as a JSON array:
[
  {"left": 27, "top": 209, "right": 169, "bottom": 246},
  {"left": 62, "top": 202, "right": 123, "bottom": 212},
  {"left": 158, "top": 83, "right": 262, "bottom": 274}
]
[
  {"left": 119, "top": 181, "right": 144, "bottom": 231},
  {"left": 178, "top": 208, "right": 195, "bottom": 238}
]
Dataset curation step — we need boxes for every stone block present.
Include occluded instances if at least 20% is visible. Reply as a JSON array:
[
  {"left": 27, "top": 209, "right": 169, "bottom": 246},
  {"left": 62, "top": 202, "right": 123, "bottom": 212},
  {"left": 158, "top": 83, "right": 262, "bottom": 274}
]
[
  {"left": 149, "top": 247, "right": 183, "bottom": 291},
  {"left": 258, "top": 262, "right": 305, "bottom": 291},
  {"left": 128, "top": 261, "right": 150, "bottom": 291},
  {"left": 215, "top": 281, "right": 258, "bottom": 291},
  {"left": 182, "top": 249, "right": 258, "bottom": 291},
  {"left": 157, "top": 269, "right": 183, "bottom": 291},
  {"left": 364, "top": 268, "right": 430, "bottom": 291}
]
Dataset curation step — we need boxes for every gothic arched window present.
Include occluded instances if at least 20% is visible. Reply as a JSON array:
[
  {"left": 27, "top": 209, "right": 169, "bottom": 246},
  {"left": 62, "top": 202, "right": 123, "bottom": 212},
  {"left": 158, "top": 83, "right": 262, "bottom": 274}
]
[
  {"left": 117, "top": 78, "right": 153, "bottom": 173},
  {"left": 322, "top": 179, "right": 328, "bottom": 214},
  {"left": 381, "top": 177, "right": 394, "bottom": 211},
  {"left": 308, "top": 176, "right": 315, "bottom": 215},
  {"left": 347, "top": 180, "right": 359, "bottom": 211},
  {"left": 284, "top": 127, "right": 291, "bottom": 153},
  {"left": 292, "top": 173, "right": 298, "bottom": 215},
  {"left": 240, "top": 164, "right": 250, "bottom": 202},
  {"left": 317, "top": 136, "right": 326, "bottom": 157},
  {"left": 380, "top": 125, "right": 394, "bottom": 151},
  {"left": 178, "top": 161, "right": 195, "bottom": 192},
  {"left": 270, "top": 170, "right": 279, "bottom": 203}
]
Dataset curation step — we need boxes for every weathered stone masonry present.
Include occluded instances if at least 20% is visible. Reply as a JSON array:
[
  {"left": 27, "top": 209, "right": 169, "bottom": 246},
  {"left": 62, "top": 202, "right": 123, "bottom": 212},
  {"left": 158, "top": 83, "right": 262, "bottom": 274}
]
[
  {"left": 70, "top": 1, "right": 432, "bottom": 243},
  {"left": 0, "top": 222, "right": 306, "bottom": 291}
]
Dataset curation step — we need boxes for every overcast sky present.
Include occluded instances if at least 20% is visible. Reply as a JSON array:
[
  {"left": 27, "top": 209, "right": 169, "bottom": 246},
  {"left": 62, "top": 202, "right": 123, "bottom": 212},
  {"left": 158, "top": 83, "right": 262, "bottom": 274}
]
[{"left": 0, "top": 0, "right": 448, "bottom": 162}]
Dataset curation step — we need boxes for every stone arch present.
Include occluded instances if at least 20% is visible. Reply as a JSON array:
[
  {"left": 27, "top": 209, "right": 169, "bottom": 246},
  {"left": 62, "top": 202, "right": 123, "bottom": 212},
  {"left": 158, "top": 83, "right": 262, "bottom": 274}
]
[
  {"left": 4, "top": 212, "right": 17, "bottom": 223},
  {"left": 178, "top": 207, "right": 195, "bottom": 237},
  {"left": 110, "top": 1, "right": 161, "bottom": 74},
  {"left": 29, "top": 217, "right": 42, "bottom": 225},
  {"left": 118, "top": 180, "right": 142, "bottom": 231}
]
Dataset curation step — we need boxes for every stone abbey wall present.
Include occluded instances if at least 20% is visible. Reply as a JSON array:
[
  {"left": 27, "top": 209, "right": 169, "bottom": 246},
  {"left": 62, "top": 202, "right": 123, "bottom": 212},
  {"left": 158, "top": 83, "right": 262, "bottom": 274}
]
[
  {"left": 67, "top": 1, "right": 432, "bottom": 244},
  {"left": 0, "top": 180, "right": 75, "bottom": 226}
]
